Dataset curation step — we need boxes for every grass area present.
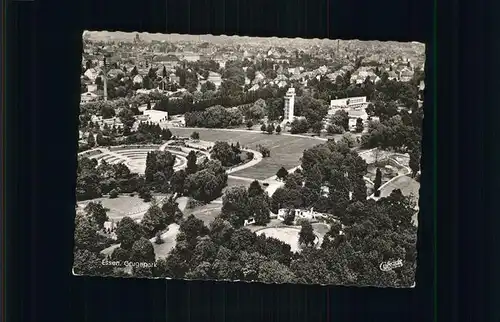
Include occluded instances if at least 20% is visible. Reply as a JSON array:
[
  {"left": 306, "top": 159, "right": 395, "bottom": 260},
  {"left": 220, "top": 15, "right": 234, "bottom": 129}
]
[
  {"left": 378, "top": 175, "right": 420, "bottom": 201},
  {"left": 254, "top": 226, "right": 320, "bottom": 253},
  {"left": 185, "top": 203, "right": 222, "bottom": 226},
  {"left": 226, "top": 177, "right": 252, "bottom": 189},
  {"left": 366, "top": 160, "right": 399, "bottom": 184},
  {"left": 77, "top": 194, "right": 166, "bottom": 220},
  {"left": 153, "top": 224, "right": 179, "bottom": 259},
  {"left": 169, "top": 128, "right": 323, "bottom": 179}
]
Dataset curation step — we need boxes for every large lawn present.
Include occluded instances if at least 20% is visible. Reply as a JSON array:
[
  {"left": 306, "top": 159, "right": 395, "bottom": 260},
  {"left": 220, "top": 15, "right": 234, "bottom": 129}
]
[
  {"left": 169, "top": 128, "right": 323, "bottom": 179},
  {"left": 379, "top": 175, "right": 420, "bottom": 201},
  {"left": 77, "top": 194, "right": 166, "bottom": 220},
  {"left": 185, "top": 203, "right": 222, "bottom": 226}
]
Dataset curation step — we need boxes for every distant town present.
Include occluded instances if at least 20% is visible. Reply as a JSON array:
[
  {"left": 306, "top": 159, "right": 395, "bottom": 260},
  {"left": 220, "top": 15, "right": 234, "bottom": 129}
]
[{"left": 74, "top": 31, "right": 424, "bottom": 288}]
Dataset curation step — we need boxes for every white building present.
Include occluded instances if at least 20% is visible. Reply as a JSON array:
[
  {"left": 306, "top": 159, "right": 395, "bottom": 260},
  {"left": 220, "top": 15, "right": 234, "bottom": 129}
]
[
  {"left": 277, "top": 207, "right": 336, "bottom": 224},
  {"left": 80, "top": 92, "right": 99, "bottom": 103},
  {"left": 141, "top": 110, "right": 169, "bottom": 124},
  {"left": 330, "top": 96, "right": 367, "bottom": 109}
]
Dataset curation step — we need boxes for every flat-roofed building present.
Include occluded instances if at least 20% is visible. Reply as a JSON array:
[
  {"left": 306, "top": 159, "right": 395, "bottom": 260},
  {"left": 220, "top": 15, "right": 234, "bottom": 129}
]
[{"left": 330, "top": 96, "right": 367, "bottom": 109}]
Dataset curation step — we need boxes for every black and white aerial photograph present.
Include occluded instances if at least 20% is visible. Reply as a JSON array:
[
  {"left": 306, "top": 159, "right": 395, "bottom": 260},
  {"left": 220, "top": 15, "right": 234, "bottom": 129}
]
[{"left": 74, "top": 30, "right": 425, "bottom": 288}]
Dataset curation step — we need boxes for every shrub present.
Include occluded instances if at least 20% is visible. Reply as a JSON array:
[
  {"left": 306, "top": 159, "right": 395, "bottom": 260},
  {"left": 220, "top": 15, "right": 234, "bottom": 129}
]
[
  {"left": 109, "top": 189, "right": 119, "bottom": 198},
  {"left": 186, "top": 197, "right": 205, "bottom": 209},
  {"left": 154, "top": 231, "right": 164, "bottom": 244}
]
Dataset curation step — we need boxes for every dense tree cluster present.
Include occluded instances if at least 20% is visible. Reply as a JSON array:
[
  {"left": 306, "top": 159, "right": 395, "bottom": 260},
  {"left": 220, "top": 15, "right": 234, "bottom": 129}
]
[
  {"left": 210, "top": 141, "right": 245, "bottom": 167},
  {"left": 185, "top": 105, "right": 243, "bottom": 128},
  {"left": 139, "top": 186, "right": 416, "bottom": 286},
  {"left": 76, "top": 157, "right": 142, "bottom": 201},
  {"left": 184, "top": 160, "right": 228, "bottom": 203},
  {"left": 124, "top": 122, "right": 172, "bottom": 145},
  {"left": 271, "top": 139, "right": 367, "bottom": 216},
  {"left": 144, "top": 150, "right": 177, "bottom": 192}
]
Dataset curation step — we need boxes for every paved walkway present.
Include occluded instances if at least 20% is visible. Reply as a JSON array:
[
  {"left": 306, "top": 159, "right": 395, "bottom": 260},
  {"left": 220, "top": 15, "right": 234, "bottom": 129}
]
[{"left": 367, "top": 157, "right": 412, "bottom": 201}]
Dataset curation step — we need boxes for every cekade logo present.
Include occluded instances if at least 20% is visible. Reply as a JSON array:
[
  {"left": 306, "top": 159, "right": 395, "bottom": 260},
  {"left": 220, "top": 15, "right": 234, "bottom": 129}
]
[{"left": 379, "top": 259, "right": 404, "bottom": 272}]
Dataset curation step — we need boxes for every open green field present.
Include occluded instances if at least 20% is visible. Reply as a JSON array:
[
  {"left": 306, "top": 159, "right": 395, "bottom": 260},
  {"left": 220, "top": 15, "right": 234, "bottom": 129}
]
[
  {"left": 185, "top": 203, "right": 222, "bottom": 226},
  {"left": 169, "top": 128, "right": 323, "bottom": 179},
  {"left": 379, "top": 175, "right": 420, "bottom": 201},
  {"left": 77, "top": 194, "right": 166, "bottom": 220}
]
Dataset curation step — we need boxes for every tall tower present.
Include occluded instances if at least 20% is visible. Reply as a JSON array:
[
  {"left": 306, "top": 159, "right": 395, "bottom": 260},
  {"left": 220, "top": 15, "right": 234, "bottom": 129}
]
[
  {"left": 283, "top": 87, "right": 296, "bottom": 124},
  {"left": 103, "top": 57, "right": 108, "bottom": 101}
]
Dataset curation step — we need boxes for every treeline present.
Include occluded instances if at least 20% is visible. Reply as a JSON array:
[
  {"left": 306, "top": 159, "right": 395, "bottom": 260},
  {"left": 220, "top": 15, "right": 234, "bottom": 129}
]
[
  {"left": 76, "top": 158, "right": 142, "bottom": 201},
  {"left": 184, "top": 106, "right": 243, "bottom": 128},
  {"left": 153, "top": 84, "right": 289, "bottom": 116}
]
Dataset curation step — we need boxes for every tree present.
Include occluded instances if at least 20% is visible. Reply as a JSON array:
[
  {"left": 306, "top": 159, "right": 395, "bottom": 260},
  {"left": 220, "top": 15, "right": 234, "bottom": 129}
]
[
  {"left": 190, "top": 131, "right": 200, "bottom": 140},
  {"left": 109, "top": 189, "right": 119, "bottom": 198},
  {"left": 290, "top": 118, "right": 309, "bottom": 134},
  {"left": 283, "top": 209, "right": 295, "bottom": 225},
  {"left": 155, "top": 231, "right": 165, "bottom": 244},
  {"left": 409, "top": 150, "right": 420, "bottom": 177},
  {"left": 355, "top": 118, "right": 364, "bottom": 133},
  {"left": 258, "top": 145, "right": 271, "bottom": 158},
  {"left": 374, "top": 168, "right": 382, "bottom": 197},
  {"left": 311, "top": 121, "right": 323, "bottom": 135},
  {"left": 84, "top": 201, "right": 109, "bottom": 230},
  {"left": 209, "top": 217, "right": 235, "bottom": 245},
  {"left": 74, "top": 215, "right": 99, "bottom": 251},
  {"left": 211, "top": 141, "right": 240, "bottom": 167},
  {"left": 298, "top": 221, "right": 316, "bottom": 246},
  {"left": 352, "top": 175, "right": 368, "bottom": 201},
  {"left": 100, "top": 104, "right": 116, "bottom": 119},
  {"left": 251, "top": 195, "right": 271, "bottom": 225},
  {"left": 180, "top": 214, "right": 209, "bottom": 244},
  {"left": 141, "top": 201, "right": 166, "bottom": 237},
  {"left": 186, "top": 150, "right": 198, "bottom": 174},
  {"left": 266, "top": 123, "right": 275, "bottom": 134},
  {"left": 260, "top": 123, "right": 267, "bottom": 132},
  {"left": 258, "top": 260, "right": 296, "bottom": 284},
  {"left": 73, "top": 249, "right": 113, "bottom": 276},
  {"left": 161, "top": 196, "right": 183, "bottom": 224},
  {"left": 87, "top": 132, "right": 96, "bottom": 147},
  {"left": 221, "top": 187, "right": 252, "bottom": 228},
  {"left": 248, "top": 180, "right": 264, "bottom": 197},
  {"left": 276, "top": 167, "right": 289, "bottom": 181},
  {"left": 130, "top": 66, "right": 138, "bottom": 77},
  {"left": 246, "top": 119, "right": 254, "bottom": 129},
  {"left": 115, "top": 217, "right": 144, "bottom": 249},
  {"left": 275, "top": 124, "right": 282, "bottom": 135},
  {"left": 130, "top": 237, "right": 156, "bottom": 262},
  {"left": 161, "top": 128, "right": 172, "bottom": 140},
  {"left": 185, "top": 167, "right": 227, "bottom": 202},
  {"left": 200, "top": 81, "right": 216, "bottom": 93},
  {"left": 171, "top": 170, "right": 187, "bottom": 195}
]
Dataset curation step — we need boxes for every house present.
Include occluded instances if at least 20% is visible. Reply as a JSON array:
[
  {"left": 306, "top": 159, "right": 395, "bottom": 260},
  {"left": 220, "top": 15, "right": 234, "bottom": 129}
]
[
  {"left": 182, "top": 52, "right": 201, "bottom": 62},
  {"left": 277, "top": 207, "right": 336, "bottom": 224},
  {"left": 87, "top": 84, "right": 98, "bottom": 93},
  {"left": 248, "top": 84, "right": 260, "bottom": 92},
  {"left": 133, "top": 74, "right": 144, "bottom": 84},
  {"left": 169, "top": 73, "right": 180, "bottom": 85},
  {"left": 83, "top": 68, "right": 101, "bottom": 82},
  {"left": 387, "top": 71, "right": 399, "bottom": 81},
  {"left": 80, "top": 92, "right": 100, "bottom": 103},
  {"left": 252, "top": 71, "right": 266, "bottom": 84},
  {"left": 207, "top": 72, "right": 222, "bottom": 88},
  {"left": 399, "top": 67, "right": 414, "bottom": 82}
]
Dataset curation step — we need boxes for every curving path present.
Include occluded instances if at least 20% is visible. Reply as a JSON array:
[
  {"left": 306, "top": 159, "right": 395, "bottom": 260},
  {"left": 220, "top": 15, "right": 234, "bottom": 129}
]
[{"left": 367, "top": 157, "right": 412, "bottom": 201}]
